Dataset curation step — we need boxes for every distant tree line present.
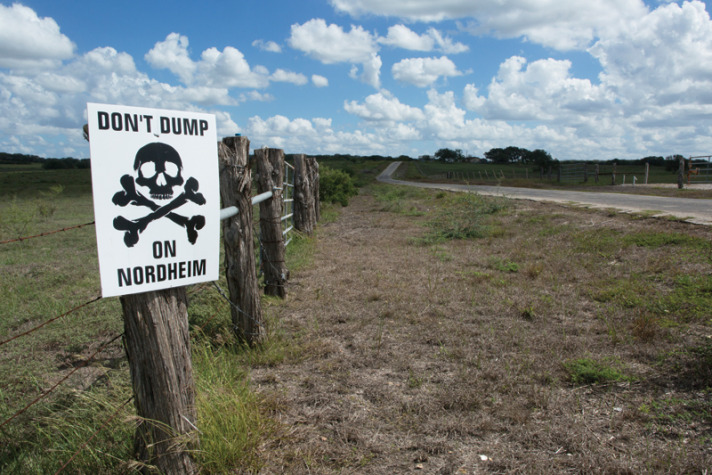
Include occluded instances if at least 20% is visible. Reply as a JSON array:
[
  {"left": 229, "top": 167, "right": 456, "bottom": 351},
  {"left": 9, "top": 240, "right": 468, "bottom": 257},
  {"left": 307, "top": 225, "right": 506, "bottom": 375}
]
[
  {"left": 429, "top": 146, "right": 555, "bottom": 168},
  {"left": 0, "top": 152, "right": 90, "bottom": 169},
  {"left": 42, "top": 158, "right": 90, "bottom": 169},
  {"left": 427, "top": 147, "right": 687, "bottom": 171}
]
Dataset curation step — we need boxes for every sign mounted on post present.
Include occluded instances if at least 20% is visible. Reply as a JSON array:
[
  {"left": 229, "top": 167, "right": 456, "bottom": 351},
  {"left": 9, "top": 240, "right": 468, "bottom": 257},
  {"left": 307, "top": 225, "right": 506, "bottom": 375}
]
[{"left": 87, "top": 103, "right": 220, "bottom": 298}]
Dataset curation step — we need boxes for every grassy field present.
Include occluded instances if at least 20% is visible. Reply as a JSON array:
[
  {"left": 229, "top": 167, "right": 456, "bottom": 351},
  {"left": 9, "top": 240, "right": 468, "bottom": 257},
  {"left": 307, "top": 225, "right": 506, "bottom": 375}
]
[
  {"left": 400, "top": 160, "right": 683, "bottom": 187},
  {"left": 1, "top": 163, "right": 711, "bottom": 472}
]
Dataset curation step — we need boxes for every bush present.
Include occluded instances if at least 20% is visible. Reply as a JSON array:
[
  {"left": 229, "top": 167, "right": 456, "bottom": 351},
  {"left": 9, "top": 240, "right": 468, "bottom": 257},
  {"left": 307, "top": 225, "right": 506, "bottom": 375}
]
[{"left": 319, "top": 166, "right": 358, "bottom": 206}]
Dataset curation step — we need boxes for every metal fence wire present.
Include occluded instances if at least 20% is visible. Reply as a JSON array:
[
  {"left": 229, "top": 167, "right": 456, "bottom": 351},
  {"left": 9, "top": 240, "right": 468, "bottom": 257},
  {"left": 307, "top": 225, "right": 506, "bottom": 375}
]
[
  {"left": 687, "top": 155, "right": 712, "bottom": 184},
  {"left": 282, "top": 160, "right": 295, "bottom": 247}
]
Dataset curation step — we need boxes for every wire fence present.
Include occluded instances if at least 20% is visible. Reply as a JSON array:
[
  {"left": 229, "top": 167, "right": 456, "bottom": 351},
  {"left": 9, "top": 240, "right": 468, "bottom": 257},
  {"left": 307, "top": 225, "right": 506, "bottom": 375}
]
[
  {"left": 687, "top": 155, "right": 712, "bottom": 184},
  {"left": 0, "top": 153, "right": 294, "bottom": 474}
]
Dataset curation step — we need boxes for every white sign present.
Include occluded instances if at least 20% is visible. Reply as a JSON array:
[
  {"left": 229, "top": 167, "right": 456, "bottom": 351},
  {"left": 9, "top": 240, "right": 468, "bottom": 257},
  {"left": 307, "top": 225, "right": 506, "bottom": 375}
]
[{"left": 87, "top": 103, "right": 220, "bottom": 297}]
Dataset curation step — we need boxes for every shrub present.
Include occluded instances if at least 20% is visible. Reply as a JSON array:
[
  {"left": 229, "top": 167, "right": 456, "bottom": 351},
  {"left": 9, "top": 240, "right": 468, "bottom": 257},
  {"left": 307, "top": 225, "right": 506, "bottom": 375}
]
[{"left": 319, "top": 166, "right": 358, "bottom": 206}]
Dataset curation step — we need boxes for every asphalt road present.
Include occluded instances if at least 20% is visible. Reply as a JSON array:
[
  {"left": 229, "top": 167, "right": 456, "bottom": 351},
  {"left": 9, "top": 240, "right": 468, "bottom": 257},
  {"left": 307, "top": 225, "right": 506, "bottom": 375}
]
[{"left": 378, "top": 162, "right": 712, "bottom": 226}]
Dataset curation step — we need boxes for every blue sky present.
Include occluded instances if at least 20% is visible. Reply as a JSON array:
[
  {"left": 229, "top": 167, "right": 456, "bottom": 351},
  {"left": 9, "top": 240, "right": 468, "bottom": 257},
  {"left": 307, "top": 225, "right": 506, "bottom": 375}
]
[{"left": 1, "top": 0, "right": 712, "bottom": 161}]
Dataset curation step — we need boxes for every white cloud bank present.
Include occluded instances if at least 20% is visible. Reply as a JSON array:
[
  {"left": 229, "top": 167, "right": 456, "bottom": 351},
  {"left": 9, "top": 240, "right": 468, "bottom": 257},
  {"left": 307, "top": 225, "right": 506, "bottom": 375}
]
[
  {"left": 288, "top": 18, "right": 382, "bottom": 88},
  {"left": 0, "top": 3, "right": 75, "bottom": 70},
  {"left": 1, "top": 1, "right": 712, "bottom": 161},
  {"left": 330, "top": 0, "right": 649, "bottom": 50}
]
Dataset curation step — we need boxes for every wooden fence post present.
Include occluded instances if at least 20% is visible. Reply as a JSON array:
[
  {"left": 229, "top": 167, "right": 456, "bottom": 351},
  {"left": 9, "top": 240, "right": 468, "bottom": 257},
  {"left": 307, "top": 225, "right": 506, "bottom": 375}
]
[
  {"left": 308, "top": 157, "right": 320, "bottom": 222},
  {"left": 255, "top": 148, "right": 288, "bottom": 298},
  {"left": 121, "top": 288, "right": 197, "bottom": 474},
  {"left": 645, "top": 162, "right": 650, "bottom": 184},
  {"left": 293, "top": 154, "right": 316, "bottom": 235},
  {"left": 612, "top": 163, "right": 617, "bottom": 185},
  {"left": 678, "top": 157, "right": 685, "bottom": 189},
  {"left": 218, "top": 136, "right": 264, "bottom": 345}
]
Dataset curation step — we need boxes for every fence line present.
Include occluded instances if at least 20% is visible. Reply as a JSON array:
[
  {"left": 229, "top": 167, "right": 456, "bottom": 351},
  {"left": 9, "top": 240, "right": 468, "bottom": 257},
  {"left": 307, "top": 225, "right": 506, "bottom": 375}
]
[
  {"left": 687, "top": 155, "right": 712, "bottom": 184},
  {"left": 0, "top": 332, "right": 124, "bottom": 430},
  {"left": 283, "top": 160, "right": 295, "bottom": 246},
  {"left": 53, "top": 396, "right": 134, "bottom": 475},
  {"left": 0, "top": 221, "right": 95, "bottom": 245},
  {"left": 0, "top": 295, "right": 102, "bottom": 347},
  {"left": 211, "top": 281, "right": 265, "bottom": 338},
  {"left": 2, "top": 134, "right": 321, "bottom": 473}
]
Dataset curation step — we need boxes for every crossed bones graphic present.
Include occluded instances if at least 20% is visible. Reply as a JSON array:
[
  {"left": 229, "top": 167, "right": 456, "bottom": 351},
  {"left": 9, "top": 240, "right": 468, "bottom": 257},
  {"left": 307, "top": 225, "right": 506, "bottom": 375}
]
[{"left": 112, "top": 174, "right": 206, "bottom": 248}]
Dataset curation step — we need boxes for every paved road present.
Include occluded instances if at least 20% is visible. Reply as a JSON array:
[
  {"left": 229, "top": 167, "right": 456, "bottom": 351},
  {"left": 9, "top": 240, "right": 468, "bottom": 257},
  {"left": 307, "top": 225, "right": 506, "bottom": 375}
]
[{"left": 378, "top": 162, "right": 712, "bottom": 226}]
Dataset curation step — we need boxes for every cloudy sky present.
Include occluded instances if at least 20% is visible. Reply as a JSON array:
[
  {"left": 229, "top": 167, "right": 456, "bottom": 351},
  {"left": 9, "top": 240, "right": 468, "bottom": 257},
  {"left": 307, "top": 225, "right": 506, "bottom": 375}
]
[{"left": 1, "top": 0, "right": 711, "bottom": 161}]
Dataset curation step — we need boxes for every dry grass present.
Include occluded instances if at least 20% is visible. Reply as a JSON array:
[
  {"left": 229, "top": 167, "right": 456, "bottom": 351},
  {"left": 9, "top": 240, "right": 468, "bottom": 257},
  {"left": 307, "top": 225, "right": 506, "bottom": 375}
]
[{"left": 251, "top": 185, "right": 712, "bottom": 473}]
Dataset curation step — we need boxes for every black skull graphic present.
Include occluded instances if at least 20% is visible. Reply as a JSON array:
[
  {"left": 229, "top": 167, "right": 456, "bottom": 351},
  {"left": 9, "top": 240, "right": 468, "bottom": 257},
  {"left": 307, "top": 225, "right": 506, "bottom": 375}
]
[
  {"left": 134, "top": 142, "right": 184, "bottom": 200},
  {"left": 111, "top": 142, "right": 206, "bottom": 248}
]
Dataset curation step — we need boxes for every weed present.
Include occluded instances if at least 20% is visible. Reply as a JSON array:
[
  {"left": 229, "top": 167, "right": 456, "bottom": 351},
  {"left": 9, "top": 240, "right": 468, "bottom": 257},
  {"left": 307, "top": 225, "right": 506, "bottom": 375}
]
[
  {"left": 563, "top": 357, "right": 630, "bottom": 385},
  {"left": 630, "top": 310, "right": 661, "bottom": 342},
  {"left": 407, "top": 369, "right": 424, "bottom": 389},
  {"left": 490, "top": 258, "right": 519, "bottom": 273},
  {"left": 415, "top": 193, "right": 508, "bottom": 244},
  {"left": 524, "top": 262, "right": 543, "bottom": 279}
]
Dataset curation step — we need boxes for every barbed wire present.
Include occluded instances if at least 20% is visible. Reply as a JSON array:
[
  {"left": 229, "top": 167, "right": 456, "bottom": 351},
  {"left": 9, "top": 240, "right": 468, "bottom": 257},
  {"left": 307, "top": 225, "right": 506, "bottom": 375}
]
[
  {"left": 194, "top": 299, "right": 226, "bottom": 334},
  {"left": 211, "top": 282, "right": 265, "bottom": 337},
  {"left": 0, "top": 332, "right": 123, "bottom": 431},
  {"left": 0, "top": 221, "right": 95, "bottom": 245},
  {"left": 0, "top": 296, "right": 102, "bottom": 347},
  {"left": 53, "top": 395, "right": 134, "bottom": 475}
]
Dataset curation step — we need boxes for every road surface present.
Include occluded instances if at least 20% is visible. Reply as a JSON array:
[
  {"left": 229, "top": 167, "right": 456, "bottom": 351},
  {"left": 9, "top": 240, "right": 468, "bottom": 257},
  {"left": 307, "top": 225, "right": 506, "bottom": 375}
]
[{"left": 378, "top": 162, "right": 712, "bottom": 226}]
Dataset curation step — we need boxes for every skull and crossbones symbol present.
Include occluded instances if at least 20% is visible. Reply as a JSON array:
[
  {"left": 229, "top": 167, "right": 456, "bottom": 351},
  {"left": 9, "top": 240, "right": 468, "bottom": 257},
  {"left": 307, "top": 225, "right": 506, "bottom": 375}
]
[{"left": 112, "top": 142, "right": 206, "bottom": 248}]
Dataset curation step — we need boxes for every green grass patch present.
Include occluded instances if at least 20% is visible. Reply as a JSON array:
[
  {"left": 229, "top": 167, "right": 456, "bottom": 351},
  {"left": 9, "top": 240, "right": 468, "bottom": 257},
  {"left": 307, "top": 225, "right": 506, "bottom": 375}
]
[
  {"left": 414, "top": 192, "right": 509, "bottom": 244},
  {"left": 193, "top": 343, "right": 276, "bottom": 473},
  {"left": 371, "top": 184, "right": 434, "bottom": 215},
  {"left": 651, "top": 274, "right": 712, "bottom": 322},
  {"left": 563, "top": 357, "right": 630, "bottom": 385},
  {"left": 0, "top": 371, "right": 134, "bottom": 474},
  {"left": 622, "top": 231, "right": 710, "bottom": 250}
]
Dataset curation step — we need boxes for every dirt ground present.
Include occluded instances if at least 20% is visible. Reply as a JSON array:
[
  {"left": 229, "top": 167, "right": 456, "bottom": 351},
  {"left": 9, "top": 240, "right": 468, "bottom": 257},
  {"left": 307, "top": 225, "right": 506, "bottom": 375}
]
[{"left": 252, "top": 191, "right": 712, "bottom": 474}]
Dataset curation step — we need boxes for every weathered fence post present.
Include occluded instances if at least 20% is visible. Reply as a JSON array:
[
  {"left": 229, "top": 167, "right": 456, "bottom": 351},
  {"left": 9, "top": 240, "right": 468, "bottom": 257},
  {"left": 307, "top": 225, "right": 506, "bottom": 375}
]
[
  {"left": 121, "top": 288, "right": 197, "bottom": 474},
  {"left": 595, "top": 163, "right": 600, "bottom": 184},
  {"left": 293, "top": 154, "right": 316, "bottom": 235},
  {"left": 678, "top": 157, "right": 685, "bottom": 189},
  {"left": 218, "top": 136, "right": 264, "bottom": 345},
  {"left": 308, "top": 157, "right": 320, "bottom": 222},
  {"left": 255, "top": 148, "right": 288, "bottom": 298},
  {"left": 645, "top": 162, "right": 650, "bottom": 184},
  {"left": 612, "top": 163, "right": 617, "bottom": 185}
]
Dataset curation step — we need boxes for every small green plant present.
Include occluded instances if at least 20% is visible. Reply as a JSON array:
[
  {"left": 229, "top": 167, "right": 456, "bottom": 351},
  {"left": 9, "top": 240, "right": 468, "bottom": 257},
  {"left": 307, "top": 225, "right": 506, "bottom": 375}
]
[
  {"left": 407, "top": 369, "right": 424, "bottom": 389},
  {"left": 563, "top": 357, "right": 629, "bottom": 385},
  {"left": 415, "top": 193, "right": 508, "bottom": 244},
  {"left": 491, "top": 258, "right": 519, "bottom": 273}
]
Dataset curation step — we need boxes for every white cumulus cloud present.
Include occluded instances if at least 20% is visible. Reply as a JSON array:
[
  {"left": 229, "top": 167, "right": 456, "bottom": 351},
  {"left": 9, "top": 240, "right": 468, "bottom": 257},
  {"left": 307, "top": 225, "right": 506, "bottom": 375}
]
[
  {"left": 0, "top": 3, "right": 75, "bottom": 70},
  {"left": 331, "top": 0, "right": 649, "bottom": 51},
  {"left": 145, "top": 33, "right": 196, "bottom": 84},
  {"left": 392, "top": 56, "right": 462, "bottom": 87},
  {"left": 270, "top": 69, "right": 309, "bottom": 85},
  {"left": 344, "top": 90, "right": 425, "bottom": 122},
  {"left": 312, "top": 74, "right": 329, "bottom": 87},
  {"left": 288, "top": 18, "right": 382, "bottom": 87},
  {"left": 147, "top": 34, "right": 270, "bottom": 89},
  {"left": 252, "top": 39, "right": 282, "bottom": 53},
  {"left": 380, "top": 25, "right": 468, "bottom": 54}
]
